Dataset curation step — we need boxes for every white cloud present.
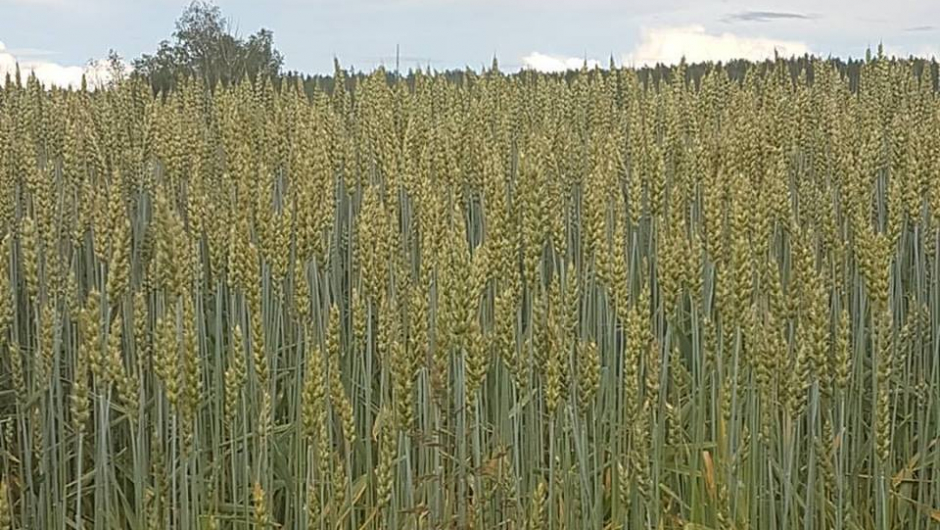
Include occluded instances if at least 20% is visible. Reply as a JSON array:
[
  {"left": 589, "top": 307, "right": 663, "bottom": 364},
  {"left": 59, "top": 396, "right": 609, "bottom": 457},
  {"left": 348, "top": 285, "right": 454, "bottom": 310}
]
[
  {"left": 521, "top": 26, "right": 812, "bottom": 74},
  {"left": 522, "top": 52, "right": 601, "bottom": 73},
  {"left": 623, "top": 25, "right": 811, "bottom": 66},
  {"left": 0, "top": 40, "right": 116, "bottom": 89}
]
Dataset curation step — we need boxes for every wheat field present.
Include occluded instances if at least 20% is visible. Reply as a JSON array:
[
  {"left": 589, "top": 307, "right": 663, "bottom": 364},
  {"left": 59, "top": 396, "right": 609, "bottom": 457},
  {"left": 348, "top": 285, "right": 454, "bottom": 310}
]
[{"left": 0, "top": 54, "right": 938, "bottom": 530}]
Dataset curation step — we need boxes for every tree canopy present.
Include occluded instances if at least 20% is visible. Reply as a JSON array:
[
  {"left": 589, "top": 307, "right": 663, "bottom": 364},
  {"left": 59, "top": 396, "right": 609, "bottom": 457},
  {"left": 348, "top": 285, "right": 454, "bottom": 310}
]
[{"left": 133, "top": 1, "right": 283, "bottom": 92}]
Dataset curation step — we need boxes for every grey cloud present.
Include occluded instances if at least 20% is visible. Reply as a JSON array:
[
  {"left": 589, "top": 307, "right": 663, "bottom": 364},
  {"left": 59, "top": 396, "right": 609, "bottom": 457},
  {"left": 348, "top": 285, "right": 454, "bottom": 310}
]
[
  {"left": 905, "top": 25, "right": 936, "bottom": 32},
  {"left": 723, "top": 10, "right": 816, "bottom": 23}
]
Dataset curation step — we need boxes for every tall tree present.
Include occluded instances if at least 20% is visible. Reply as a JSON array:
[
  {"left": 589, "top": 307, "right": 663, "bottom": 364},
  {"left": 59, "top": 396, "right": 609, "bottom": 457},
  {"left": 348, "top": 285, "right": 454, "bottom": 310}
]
[{"left": 133, "top": 1, "right": 283, "bottom": 92}]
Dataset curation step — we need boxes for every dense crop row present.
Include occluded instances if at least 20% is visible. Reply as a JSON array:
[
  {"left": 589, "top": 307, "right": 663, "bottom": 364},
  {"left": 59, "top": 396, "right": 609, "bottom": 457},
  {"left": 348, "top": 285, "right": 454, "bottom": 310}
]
[{"left": 0, "top": 55, "right": 938, "bottom": 529}]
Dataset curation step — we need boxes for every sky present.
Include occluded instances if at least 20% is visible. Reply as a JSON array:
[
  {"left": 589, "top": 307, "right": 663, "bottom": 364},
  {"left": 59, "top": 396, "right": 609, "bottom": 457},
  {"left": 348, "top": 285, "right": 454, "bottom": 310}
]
[{"left": 1, "top": 0, "right": 939, "bottom": 87}]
